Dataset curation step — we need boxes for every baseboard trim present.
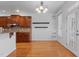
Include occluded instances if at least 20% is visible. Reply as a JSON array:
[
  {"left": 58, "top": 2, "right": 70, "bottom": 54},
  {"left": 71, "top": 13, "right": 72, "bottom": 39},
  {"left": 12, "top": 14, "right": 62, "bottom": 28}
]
[
  {"left": 57, "top": 41, "right": 77, "bottom": 57},
  {"left": 6, "top": 48, "right": 16, "bottom": 57},
  {"left": 32, "top": 39, "right": 57, "bottom": 41}
]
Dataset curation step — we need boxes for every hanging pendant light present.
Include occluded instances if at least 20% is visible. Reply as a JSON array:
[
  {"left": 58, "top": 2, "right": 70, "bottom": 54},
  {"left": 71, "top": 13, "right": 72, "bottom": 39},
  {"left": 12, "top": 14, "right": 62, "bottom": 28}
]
[{"left": 35, "top": 1, "right": 48, "bottom": 13}]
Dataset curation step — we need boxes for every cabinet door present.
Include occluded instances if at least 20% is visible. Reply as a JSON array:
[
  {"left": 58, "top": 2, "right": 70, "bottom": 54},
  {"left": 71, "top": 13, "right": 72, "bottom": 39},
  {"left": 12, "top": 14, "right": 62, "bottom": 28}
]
[
  {"left": 0, "top": 16, "right": 7, "bottom": 27},
  {"left": 16, "top": 32, "right": 30, "bottom": 43},
  {"left": 10, "top": 15, "right": 20, "bottom": 25},
  {"left": 7, "top": 16, "right": 16, "bottom": 24},
  {"left": 10, "top": 15, "right": 31, "bottom": 27},
  {"left": 19, "top": 16, "right": 31, "bottom": 27}
]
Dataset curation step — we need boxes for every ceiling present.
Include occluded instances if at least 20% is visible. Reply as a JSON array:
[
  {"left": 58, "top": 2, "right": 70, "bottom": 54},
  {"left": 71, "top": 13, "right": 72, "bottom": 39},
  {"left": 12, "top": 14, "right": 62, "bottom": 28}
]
[{"left": 0, "top": 1, "right": 65, "bottom": 14}]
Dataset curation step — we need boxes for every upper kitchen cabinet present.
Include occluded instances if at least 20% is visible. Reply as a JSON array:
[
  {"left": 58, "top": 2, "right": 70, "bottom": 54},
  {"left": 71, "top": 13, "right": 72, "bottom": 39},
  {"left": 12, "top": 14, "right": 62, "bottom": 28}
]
[
  {"left": 7, "top": 16, "right": 17, "bottom": 24},
  {"left": 0, "top": 15, "right": 32, "bottom": 28},
  {"left": 10, "top": 15, "right": 32, "bottom": 27},
  {"left": 10, "top": 15, "right": 20, "bottom": 24},
  {"left": 0, "top": 16, "right": 8, "bottom": 27},
  {"left": 19, "top": 16, "right": 31, "bottom": 27}
]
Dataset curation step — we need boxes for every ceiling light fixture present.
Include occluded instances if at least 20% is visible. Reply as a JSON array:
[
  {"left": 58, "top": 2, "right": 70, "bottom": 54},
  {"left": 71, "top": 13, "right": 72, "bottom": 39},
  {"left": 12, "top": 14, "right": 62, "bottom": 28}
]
[
  {"left": 35, "top": 1, "right": 48, "bottom": 13},
  {"left": 16, "top": 9, "right": 20, "bottom": 13}
]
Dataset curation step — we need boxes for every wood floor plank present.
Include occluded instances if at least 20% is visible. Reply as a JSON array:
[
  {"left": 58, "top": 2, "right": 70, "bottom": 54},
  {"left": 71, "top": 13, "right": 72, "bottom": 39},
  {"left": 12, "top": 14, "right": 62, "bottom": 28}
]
[{"left": 8, "top": 41, "right": 76, "bottom": 57}]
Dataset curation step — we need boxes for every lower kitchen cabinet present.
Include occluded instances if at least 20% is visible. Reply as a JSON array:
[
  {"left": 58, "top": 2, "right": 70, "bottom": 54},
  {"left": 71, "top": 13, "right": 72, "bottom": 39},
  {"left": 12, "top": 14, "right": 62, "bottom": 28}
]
[{"left": 16, "top": 32, "right": 31, "bottom": 43}]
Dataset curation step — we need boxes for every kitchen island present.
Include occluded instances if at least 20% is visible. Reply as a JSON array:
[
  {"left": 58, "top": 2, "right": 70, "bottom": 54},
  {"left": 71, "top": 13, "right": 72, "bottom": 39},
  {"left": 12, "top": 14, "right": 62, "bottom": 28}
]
[{"left": 1, "top": 27, "right": 31, "bottom": 42}]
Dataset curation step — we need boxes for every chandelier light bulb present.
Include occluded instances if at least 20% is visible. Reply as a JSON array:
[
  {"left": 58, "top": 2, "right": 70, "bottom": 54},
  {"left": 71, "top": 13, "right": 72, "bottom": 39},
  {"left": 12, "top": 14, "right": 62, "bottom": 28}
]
[
  {"left": 43, "top": 8, "right": 48, "bottom": 13},
  {"left": 36, "top": 8, "right": 41, "bottom": 13},
  {"left": 36, "top": 8, "right": 39, "bottom": 11},
  {"left": 45, "top": 8, "right": 48, "bottom": 11},
  {"left": 39, "top": 6, "right": 44, "bottom": 10}
]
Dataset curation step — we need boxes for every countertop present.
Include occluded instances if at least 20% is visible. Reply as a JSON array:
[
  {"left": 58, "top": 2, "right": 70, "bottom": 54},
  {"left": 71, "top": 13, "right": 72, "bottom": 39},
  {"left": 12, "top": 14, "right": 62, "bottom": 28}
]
[{"left": 1, "top": 27, "right": 31, "bottom": 33}]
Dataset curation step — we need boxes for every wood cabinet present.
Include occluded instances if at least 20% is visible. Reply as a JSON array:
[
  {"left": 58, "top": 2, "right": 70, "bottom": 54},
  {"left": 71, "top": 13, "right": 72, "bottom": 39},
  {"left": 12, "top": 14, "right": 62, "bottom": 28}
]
[
  {"left": 7, "top": 16, "right": 17, "bottom": 24},
  {"left": 0, "top": 16, "right": 18, "bottom": 27},
  {"left": 10, "top": 15, "right": 31, "bottom": 27},
  {"left": 10, "top": 15, "right": 20, "bottom": 24},
  {"left": 0, "top": 15, "right": 32, "bottom": 27},
  {"left": 15, "top": 16, "right": 32, "bottom": 43},
  {"left": 19, "top": 16, "right": 31, "bottom": 27},
  {"left": 0, "top": 16, "right": 8, "bottom": 27},
  {"left": 0, "top": 15, "right": 32, "bottom": 43},
  {"left": 16, "top": 32, "right": 31, "bottom": 43}
]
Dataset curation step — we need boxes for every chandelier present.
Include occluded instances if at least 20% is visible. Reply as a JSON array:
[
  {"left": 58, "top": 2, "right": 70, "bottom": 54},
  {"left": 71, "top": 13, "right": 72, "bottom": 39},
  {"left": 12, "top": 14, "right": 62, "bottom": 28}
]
[{"left": 35, "top": 1, "right": 48, "bottom": 13}]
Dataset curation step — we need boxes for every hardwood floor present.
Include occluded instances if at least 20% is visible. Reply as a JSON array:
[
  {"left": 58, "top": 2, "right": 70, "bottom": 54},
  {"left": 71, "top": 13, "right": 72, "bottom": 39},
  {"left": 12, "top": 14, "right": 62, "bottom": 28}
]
[{"left": 8, "top": 41, "right": 76, "bottom": 57}]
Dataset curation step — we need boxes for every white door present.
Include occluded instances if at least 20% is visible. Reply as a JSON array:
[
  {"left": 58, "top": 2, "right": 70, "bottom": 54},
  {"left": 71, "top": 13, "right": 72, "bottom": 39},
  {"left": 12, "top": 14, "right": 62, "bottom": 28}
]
[{"left": 66, "top": 12, "right": 77, "bottom": 51}]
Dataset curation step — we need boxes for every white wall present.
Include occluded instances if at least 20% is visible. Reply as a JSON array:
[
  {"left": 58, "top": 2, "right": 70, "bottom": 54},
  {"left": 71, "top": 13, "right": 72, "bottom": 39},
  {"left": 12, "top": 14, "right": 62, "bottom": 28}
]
[
  {"left": 56, "top": 1, "right": 79, "bottom": 56},
  {"left": 57, "top": 1, "right": 78, "bottom": 44},
  {"left": 32, "top": 13, "right": 57, "bottom": 40},
  {"left": 0, "top": 32, "right": 16, "bottom": 57}
]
